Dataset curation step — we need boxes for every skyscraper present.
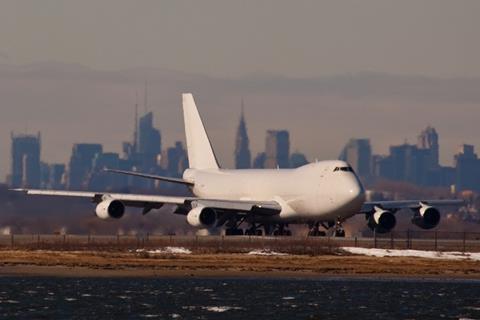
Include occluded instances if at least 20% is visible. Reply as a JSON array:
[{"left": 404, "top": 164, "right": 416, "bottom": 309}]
[
  {"left": 89, "top": 152, "right": 123, "bottom": 190},
  {"left": 67, "top": 143, "right": 103, "bottom": 190},
  {"left": 265, "top": 130, "right": 290, "bottom": 169},
  {"left": 234, "top": 101, "right": 251, "bottom": 169},
  {"left": 161, "top": 141, "right": 188, "bottom": 177},
  {"left": 417, "top": 126, "right": 439, "bottom": 169},
  {"left": 10, "top": 132, "right": 41, "bottom": 188},
  {"left": 49, "top": 164, "right": 66, "bottom": 189},
  {"left": 339, "top": 138, "right": 372, "bottom": 178},
  {"left": 137, "top": 112, "right": 161, "bottom": 172},
  {"left": 290, "top": 152, "right": 308, "bottom": 168},
  {"left": 253, "top": 152, "right": 266, "bottom": 169},
  {"left": 454, "top": 144, "right": 480, "bottom": 192}
]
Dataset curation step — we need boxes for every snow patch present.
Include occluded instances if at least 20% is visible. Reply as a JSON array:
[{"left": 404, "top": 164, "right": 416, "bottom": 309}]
[
  {"left": 0, "top": 226, "right": 11, "bottom": 235},
  {"left": 247, "top": 249, "right": 288, "bottom": 256},
  {"left": 136, "top": 247, "right": 192, "bottom": 255},
  {"left": 342, "top": 247, "right": 480, "bottom": 261}
]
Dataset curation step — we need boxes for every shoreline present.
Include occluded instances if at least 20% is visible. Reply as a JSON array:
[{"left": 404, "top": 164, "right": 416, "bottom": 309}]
[
  {"left": 1, "top": 265, "right": 480, "bottom": 281},
  {"left": 1, "top": 249, "right": 479, "bottom": 279}
]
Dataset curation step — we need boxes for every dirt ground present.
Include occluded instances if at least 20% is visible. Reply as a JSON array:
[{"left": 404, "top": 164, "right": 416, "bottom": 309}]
[{"left": 0, "top": 249, "right": 479, "bottom": 279}]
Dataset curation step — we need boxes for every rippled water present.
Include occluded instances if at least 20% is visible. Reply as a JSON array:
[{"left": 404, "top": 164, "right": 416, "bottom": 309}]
[{"left": 0, "top": 277, "right": 479, "bottom": 319}]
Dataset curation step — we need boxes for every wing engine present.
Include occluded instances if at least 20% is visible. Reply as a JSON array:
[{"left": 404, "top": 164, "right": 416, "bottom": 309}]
[
  {"left": 186, "top": 206, "right": 217, "bottom": 228},
  {"left": 411, "top": 203, "right": 440, "bottom": 230},
  {"left": 367, "top": 206, "right": 396, "bottom": 234},
  {"left": 95, "top": 199, "right": 125, "bottom": 220}
]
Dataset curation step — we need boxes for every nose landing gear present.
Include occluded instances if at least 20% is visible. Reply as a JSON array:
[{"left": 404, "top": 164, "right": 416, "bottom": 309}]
[{"left": 333, "top": 221, "right": 346, "bottom": 237}]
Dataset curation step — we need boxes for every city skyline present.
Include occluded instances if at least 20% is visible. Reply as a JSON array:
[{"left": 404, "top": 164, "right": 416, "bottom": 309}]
[
  {"left": 2, "top": 63, "right": 480, "bottom": 182},
  {"left": 4, "top": 86, "right": 480, "bottom": 184},
  {"left": 7, "top": 97, "right": 480, "bottom": 194}
]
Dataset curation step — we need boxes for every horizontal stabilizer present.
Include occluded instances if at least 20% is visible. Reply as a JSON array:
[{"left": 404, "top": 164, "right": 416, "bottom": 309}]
[{"left": 104, "top": 169, "right": 194, "bottom": 186}]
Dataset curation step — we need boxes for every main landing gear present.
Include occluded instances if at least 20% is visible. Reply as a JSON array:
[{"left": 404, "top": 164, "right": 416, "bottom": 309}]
[
  {"left": 225, "top": 219, "right": 265, "bottom": 236},
  {"left": 224, "top": 217, "right": 245, "bottom": 236},
  {"left": 262, "top": 224, "right": 291, "bottom": 236},
  {"left": 308, "top": 220, "right": 346, "bottom": 237},
  {"left": 224, "top": 222, "right": 292, "bottom": 237},
  {"left": 225, "top": 228, "right": 244, "bottom": 236},
  {"left": 273, "top": 224, "right": 292, "bottom": 236},
  {"left": 245, "top": 223, "right": 263, "bottom": 236}
]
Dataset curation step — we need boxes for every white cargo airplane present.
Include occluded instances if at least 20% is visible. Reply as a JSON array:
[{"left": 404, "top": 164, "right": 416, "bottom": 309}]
[{"left": 14, "top": 94, "right": 463, "bottom": 236}]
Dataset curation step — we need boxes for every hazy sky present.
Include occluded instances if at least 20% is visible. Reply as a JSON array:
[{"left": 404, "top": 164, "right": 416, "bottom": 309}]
[
  {"left": 1, "top": 1, "right": 480, "bottom": 180},
  {"left": 2, "top": 0, "right": 480, "bottom": 77}
]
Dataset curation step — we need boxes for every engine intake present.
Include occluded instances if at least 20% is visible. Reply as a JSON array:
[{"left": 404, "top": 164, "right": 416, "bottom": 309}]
[
  {"left": 95, "top": 199, "right": 125, "bottom": 219},
  {"left": 368, "top": 207, "right": 396, "bottom": 233},
  {"left": 412, "top": 204, "right": 440, "bottom": 229},
  {"left": 187, "top": 206, "right": 217, "bottom": 228}
]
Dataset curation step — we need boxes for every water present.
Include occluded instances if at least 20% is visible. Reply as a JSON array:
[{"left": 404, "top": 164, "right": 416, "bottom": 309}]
[{"left": 0, "top": 277, "right": 479, "bottom": 319}]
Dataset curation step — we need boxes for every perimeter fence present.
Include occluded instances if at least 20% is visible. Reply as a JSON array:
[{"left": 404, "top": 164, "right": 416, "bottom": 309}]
[{"left": 0, "top": 230, "right": 479, "bottom": 254}]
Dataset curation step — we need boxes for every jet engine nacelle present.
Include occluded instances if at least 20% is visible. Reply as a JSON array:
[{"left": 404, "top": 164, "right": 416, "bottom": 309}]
[
  {"left": 368, "top": 207, "right": 396, "bottom": 234},
  {"left": 411, "top": 203, "right": 440, "bottom": 229},
  {"left": 95, "top": 199, "right": 125, "bottom": 220},
  {"left": 186, "top": 206, "right": 217, "bottom": 228}
]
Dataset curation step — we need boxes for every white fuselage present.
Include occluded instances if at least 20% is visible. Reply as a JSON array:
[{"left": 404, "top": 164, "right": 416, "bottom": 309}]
[{"left": 183, "top": 160, "right": 365, "bottom": 223}]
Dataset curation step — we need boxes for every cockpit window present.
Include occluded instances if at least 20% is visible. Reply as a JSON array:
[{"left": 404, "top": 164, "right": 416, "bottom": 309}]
[{"left": 333, "top": 166, "right": 354, "bottom": 172}]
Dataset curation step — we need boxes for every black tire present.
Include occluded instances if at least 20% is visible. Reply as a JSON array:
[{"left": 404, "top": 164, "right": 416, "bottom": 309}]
[
  {"left": 226, "top": 228, "right": 243, "bottom": 236},
  {"left": 234, "top": 229, "right": 244, "bottom": 236},
  {"left": 244, "top": 229, "right": 252, "bottom": 236},
  {"left": 334, "top": 229, "right": 346, "bottom": 237}
]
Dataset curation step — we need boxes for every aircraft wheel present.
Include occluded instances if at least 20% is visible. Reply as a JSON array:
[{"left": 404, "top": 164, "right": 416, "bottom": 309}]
[{"left": 334, "top": 229, "right": 346, "bottom": 237}]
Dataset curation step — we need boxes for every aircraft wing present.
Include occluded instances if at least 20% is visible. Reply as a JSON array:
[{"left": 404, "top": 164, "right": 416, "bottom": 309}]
[
  {"left": 11, "top": 189, "right": 281, "bottom": 216},
  {"left": 360, "top": 199, "right": 464, "bottom": 213}
]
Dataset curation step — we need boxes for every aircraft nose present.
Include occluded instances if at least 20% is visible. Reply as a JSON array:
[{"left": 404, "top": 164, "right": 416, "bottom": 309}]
[{"left": 346, "top": 176, "right": 365, "bottom": 203}]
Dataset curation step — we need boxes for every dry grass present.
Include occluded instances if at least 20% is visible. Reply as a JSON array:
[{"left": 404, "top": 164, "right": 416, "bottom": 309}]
[{"left": 0, "top": 249, "right": 479, "bottom": 278}]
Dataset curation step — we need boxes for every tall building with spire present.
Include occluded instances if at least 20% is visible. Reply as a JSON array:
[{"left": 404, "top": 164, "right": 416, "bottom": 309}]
[{"left": 234, "top": 100, "right": 251, "bottom": 169}]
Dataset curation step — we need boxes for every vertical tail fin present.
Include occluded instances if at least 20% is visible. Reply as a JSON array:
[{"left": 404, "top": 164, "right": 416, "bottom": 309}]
[{"left": 182, "top": 93, "right": 220, "bottom": 170}]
